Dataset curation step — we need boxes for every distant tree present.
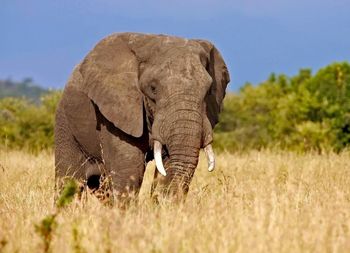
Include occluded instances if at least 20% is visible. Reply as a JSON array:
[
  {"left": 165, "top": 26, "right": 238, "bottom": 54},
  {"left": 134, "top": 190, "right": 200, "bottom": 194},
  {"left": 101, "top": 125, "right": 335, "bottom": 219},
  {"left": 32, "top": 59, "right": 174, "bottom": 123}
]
[
  {"left": 22, "top": 77, "right": 34, "bottom": 84},
  {"left": 0, "top": 78, "right": 48, "bottom": 102},
  {"left": 214, "top": 61, "right": 350, "bottom": 152},
  {"left": 0, "top": 91, "right": 62, "bottom": 152}
]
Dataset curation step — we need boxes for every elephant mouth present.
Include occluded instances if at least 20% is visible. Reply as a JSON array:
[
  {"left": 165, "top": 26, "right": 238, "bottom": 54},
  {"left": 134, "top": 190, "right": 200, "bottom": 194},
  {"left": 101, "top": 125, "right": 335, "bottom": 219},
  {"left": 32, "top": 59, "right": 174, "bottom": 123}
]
[{"left": 153, "top": 140, "right": 215, "bottom": 176}]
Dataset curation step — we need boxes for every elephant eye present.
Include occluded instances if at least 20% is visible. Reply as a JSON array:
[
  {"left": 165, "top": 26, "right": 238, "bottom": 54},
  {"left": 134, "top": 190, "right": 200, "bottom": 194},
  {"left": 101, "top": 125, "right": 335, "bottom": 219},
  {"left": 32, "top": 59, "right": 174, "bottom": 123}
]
[
  {"left": 150, "top": 85, "right": 156, "bottom": 93},
  {"left": 149, "top": 84, "right": 157, "bottom": 97},
  {"left": 144, "top": 80, "right": 158, "bottom": 100}
]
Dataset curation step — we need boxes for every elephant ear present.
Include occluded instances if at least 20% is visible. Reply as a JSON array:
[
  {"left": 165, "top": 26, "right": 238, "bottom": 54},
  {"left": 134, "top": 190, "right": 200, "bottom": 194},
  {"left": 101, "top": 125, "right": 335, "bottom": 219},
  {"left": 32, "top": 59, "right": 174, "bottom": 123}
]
[
  {"left": 79, "top": 35, "right": 143, "bottom": 137},
  {"left": 195, "top": 40, "right": 230, "bottom": 128}
]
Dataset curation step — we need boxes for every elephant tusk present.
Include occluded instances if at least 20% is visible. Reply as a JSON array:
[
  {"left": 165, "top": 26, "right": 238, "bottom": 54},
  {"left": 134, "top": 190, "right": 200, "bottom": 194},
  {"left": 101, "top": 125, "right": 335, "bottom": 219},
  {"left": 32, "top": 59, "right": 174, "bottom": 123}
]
[
  {"left": 204, "top": 144, "right": 215, "bottom": 172},
  {"left": 154, "top": 140, "right": 167, "bottom": 176}
]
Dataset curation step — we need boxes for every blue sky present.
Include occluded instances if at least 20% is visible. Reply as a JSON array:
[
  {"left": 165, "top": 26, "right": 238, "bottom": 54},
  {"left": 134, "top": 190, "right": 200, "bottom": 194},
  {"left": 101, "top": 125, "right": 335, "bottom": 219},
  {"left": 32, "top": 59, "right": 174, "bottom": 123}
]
[{"left": 1, "top": 0, "right": 349, "bottom": 90}]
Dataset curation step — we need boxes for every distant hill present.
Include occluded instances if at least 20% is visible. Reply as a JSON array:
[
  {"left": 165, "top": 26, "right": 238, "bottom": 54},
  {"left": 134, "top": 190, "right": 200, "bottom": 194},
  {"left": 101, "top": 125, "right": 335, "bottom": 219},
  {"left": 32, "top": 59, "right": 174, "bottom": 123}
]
[{"left": 0, "top": 78, "right": 48, "bottom": 102}]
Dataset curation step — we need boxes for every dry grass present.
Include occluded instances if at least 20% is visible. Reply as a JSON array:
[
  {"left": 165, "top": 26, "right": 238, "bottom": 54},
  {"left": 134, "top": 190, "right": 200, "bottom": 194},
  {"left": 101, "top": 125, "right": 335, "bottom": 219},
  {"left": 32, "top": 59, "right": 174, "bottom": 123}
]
[{"left": 1, "top": 149, "right": 350, "bottom": 253}]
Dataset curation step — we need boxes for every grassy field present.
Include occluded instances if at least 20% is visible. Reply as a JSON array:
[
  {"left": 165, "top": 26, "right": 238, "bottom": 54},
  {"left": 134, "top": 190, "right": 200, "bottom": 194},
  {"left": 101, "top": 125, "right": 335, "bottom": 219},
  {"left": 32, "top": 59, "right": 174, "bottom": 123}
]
[{"left": 1, "top": 150, "right": 350, "bottom": 253}]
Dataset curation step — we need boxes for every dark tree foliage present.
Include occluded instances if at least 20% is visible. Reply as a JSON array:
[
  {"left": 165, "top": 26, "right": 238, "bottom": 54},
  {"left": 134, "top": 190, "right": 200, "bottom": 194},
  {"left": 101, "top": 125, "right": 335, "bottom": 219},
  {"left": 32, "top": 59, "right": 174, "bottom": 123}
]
[{"left": 214, "top": 62, "right": 350, "bottom": 152}]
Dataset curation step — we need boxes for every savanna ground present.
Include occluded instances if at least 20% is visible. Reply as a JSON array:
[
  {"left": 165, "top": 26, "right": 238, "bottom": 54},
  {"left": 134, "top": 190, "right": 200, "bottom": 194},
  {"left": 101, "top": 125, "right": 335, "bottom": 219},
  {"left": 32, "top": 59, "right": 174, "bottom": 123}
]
[{"left": 0, "top": 150, "right": 350, "bottom": 253}]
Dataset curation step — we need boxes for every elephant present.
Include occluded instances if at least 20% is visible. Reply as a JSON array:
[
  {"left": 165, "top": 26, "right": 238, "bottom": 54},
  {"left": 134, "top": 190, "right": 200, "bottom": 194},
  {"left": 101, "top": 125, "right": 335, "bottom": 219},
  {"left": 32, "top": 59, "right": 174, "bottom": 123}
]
[{"left": 55, "top": 32, "right": 230, "bottom": 205}]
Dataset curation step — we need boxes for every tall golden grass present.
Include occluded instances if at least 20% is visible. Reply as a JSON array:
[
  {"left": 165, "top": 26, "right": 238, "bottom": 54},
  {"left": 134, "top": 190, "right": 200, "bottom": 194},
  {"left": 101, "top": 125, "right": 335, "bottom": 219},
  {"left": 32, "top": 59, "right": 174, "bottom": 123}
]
[{"left": 1, "top": 150, "right": 350, "bottom": 253}]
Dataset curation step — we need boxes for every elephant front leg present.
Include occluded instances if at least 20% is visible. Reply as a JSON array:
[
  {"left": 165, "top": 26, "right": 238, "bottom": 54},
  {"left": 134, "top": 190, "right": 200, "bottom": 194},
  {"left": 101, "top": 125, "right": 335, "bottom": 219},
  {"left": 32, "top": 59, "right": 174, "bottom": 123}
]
[{"left": 100, "top": 123, "right": 147, "bottom": 207}]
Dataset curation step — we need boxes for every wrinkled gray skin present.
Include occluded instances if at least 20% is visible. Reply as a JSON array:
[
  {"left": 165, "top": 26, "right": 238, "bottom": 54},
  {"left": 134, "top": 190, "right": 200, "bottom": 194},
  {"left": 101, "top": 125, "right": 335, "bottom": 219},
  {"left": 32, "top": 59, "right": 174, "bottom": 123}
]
[{"left": 55, "top": 32, "right": 230, "bottom": 205}]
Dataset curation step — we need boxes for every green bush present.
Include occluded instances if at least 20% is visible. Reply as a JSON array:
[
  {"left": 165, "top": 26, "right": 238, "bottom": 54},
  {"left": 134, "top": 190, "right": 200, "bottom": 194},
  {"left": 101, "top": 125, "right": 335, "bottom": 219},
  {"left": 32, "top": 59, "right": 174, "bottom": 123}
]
[
  {"left": 215, "top": 61, "right": 350, "bottom": 152},
  {"left": 0, "top": 91, "right": 62, "bottom": 152}
]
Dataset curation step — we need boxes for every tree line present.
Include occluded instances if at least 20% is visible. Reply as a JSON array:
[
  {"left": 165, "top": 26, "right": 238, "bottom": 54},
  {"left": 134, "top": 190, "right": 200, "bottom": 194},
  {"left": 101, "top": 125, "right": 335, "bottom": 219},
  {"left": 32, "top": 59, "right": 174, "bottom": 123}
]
[
  {"left": 1, "top": 61, "right": 350, "bottom": 153},
  {"left": 0, "top": 78, "right": 48, "bottom": 102},
  {"left": 215, "top": 62, "right": 350, "bottom": 152}
]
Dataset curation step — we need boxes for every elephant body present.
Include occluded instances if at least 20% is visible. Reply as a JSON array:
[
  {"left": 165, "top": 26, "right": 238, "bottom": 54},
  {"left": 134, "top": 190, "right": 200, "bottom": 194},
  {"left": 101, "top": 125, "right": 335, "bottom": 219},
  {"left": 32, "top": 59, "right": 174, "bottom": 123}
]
[{"left": 55, "top": 33, "right": 230, "bottom": 204}]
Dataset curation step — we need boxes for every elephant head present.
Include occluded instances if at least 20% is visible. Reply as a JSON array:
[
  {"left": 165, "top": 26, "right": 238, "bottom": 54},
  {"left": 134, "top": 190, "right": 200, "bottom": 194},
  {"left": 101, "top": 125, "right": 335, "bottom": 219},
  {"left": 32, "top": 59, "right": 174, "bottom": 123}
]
[{"left": 78, "top": 33, "right": 230, "bottom": 199}]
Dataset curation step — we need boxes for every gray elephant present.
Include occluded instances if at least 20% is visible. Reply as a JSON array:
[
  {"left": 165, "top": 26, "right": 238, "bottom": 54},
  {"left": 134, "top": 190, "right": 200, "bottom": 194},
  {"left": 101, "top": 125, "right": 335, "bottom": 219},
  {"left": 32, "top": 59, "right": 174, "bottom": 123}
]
[{"left": 55, "top": 32, "right": 230, "bottom": 205}]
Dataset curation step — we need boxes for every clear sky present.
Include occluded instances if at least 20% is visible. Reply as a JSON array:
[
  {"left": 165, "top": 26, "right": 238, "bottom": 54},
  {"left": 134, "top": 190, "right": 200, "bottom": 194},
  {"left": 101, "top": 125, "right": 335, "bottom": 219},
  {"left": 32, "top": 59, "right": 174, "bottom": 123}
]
[{"left": 1, "top": 0, "right": 349, "bottom": 90}]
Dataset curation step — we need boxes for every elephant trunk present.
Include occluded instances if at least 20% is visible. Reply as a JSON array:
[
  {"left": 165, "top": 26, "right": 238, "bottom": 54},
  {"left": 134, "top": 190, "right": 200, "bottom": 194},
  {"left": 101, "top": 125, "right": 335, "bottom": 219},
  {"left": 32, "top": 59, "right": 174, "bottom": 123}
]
[
  {"left": 158, "top": 102, "right": 203, "bottom": 197},
  {"left": 166, "top": 141, "right": 201, "bottom": 196}
]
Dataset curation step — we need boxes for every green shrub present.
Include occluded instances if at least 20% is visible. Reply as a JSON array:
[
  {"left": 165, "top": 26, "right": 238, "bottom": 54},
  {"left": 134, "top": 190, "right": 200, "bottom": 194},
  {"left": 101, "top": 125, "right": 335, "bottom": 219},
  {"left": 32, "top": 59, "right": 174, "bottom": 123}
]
[
  {"left": 0, "top": 91, "right": 62, "bottom": 152},
  {"left": 215, "top": 62, "right": 350, "bottom": 152}
]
